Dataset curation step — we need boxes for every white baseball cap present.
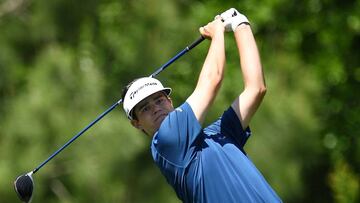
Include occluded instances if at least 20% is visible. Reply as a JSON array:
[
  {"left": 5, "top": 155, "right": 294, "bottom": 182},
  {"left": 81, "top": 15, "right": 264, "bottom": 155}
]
[{"left": 123, "top": 77, "right": 171, "bottom": 119}]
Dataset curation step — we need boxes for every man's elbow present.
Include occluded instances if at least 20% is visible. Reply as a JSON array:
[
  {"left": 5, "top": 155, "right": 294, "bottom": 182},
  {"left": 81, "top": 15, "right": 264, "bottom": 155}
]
[
  {"left": 205, "top": 70, "right": 224, "bottom": 87},
  {"left": 247, "top": 85, "right": 267, "bottom": 100},
  {"left": 259, "top": 85, "right": 267, "bottom": 97}
]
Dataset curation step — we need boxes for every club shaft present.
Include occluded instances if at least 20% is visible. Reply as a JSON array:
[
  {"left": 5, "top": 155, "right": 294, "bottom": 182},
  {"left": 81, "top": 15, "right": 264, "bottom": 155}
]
[
  {"left": 32, "top": 35, "right": 205, "bottom": 174},
  {"left": 150, "top": 36, "right": 205, "bottom": 77},
  {"left": 33, "top": 101, "right": 121, "bottom": 174}
]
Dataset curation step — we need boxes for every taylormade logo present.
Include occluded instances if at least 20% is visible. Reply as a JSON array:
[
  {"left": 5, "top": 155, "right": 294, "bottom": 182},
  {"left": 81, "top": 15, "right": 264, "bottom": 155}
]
[{"left": 129, "top": 82, "right": 157, "bottom": 99}]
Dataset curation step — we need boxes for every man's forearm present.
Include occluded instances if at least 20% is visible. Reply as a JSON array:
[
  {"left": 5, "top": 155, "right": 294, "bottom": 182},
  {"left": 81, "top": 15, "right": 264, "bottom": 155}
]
[
  {"left": 199, "top": 31, "right": 225, "bottom": 87},
  {"left": 234, "top": 24, "right": 266, "bottom": 91}
]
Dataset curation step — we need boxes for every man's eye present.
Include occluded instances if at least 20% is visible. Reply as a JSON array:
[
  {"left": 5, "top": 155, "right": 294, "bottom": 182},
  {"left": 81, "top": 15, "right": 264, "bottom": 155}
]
[
  {"left": 142, "top": 106, "right": 150, "bottom": 112},
  {"left": 156, "top": 98, "right": 164, "bottom": 104}
]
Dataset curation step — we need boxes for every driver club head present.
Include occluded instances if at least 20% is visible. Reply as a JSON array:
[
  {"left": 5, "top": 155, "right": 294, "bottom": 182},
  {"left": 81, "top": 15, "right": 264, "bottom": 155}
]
[{"left": 14, "top": 172, "right": 34, "bottom": 203}]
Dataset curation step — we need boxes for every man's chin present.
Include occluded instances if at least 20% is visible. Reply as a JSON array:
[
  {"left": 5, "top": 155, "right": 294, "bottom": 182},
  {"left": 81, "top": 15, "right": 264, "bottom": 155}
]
[
  {"left": 155, "top": 114, "right": 168, "bottom": 126},
  {"left": 158, "top": 115, "right": 167, "bottom": 123}
]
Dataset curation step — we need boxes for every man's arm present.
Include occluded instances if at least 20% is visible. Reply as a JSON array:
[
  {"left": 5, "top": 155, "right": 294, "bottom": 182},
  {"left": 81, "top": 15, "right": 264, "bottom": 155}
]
[
  {"left": 186, "top": 18, "right": 225, "bottom": 124},
  {"left": 231, "top": 23, "right": 266, "bottom": 129}
]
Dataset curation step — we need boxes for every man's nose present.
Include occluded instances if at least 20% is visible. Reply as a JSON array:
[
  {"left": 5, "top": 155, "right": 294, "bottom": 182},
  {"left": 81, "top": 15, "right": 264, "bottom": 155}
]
[{"left": 152, "top": 103, "right": 162, "bottom": 114}]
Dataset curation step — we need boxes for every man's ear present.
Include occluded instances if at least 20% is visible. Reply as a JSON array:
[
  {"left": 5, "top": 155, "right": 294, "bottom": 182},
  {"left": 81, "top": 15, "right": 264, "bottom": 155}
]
[
  {"left": 167, "top": 95, "right": 173, "bottom": 106},
  {"left": 131, "top": 119, "right": 142, "bottom": 130}
]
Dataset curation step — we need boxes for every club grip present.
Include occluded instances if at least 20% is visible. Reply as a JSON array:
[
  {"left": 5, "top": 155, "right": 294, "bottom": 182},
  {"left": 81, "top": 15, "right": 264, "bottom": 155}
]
[{"left": 188, "top": 35, "right": 205, "bottom": 50}]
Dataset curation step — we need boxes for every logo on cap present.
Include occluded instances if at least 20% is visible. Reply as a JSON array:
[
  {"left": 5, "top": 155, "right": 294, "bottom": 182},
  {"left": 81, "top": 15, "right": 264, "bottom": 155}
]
[{"left": 129, "top": 82, "right": 158, "bottom": 99}]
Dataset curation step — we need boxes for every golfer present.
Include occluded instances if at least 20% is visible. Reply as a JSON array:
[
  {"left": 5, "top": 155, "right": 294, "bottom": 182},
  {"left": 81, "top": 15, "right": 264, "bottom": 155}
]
[{"left": 122, "top": 8, "right": 282, "bottom": 203}]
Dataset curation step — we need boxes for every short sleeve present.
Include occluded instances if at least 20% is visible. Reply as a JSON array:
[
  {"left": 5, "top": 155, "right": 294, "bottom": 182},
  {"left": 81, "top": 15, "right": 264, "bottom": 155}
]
[
  {"left": 221, "top": 106, "right": 251, "bottom": 147},
  {"left": 151, "top": 102, "right": 202, "bottom": 166},
  {"left": 204, "top": 106, "right": 251, "bottom": 148}
]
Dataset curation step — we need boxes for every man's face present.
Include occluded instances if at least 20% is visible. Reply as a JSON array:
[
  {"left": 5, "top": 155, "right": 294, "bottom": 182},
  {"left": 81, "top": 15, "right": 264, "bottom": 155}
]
[{"left": 130, "top": 91, "right": 174, "bottom": 136}]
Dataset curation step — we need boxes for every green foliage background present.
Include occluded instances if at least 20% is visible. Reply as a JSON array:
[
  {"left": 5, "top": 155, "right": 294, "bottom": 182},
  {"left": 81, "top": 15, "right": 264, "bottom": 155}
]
[{"left": 0, "top": 0, "right": 359, "bottom": 202}]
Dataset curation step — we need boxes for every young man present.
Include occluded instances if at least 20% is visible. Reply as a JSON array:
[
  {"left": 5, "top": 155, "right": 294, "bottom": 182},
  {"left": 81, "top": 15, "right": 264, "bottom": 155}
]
[{"left": 122, "top": 8, "right": 282, "bottom": 203}]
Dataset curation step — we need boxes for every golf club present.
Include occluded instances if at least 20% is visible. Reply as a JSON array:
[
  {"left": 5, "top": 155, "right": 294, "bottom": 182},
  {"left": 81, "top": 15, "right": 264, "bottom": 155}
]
[{"left": 14, "top": 35, "right": 205, "bottom": 203}]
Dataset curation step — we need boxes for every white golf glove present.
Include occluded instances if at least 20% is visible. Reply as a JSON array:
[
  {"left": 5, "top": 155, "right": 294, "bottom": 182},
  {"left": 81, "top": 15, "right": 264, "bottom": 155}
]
[{"left": 219, "top": 8, "right": 249, "bottom": 32}]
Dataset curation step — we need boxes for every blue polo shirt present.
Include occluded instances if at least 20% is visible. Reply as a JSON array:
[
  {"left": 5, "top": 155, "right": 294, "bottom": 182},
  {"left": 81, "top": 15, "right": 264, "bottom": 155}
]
[{"left": 151, "top": 102, "right": 282, "bottom": 203}]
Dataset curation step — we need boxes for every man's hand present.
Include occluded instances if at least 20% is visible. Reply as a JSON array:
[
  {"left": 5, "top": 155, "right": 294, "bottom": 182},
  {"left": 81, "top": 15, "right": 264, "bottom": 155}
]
[
  {"left": 199, "top": 17, "right": 225, "bottom": 39},
  {"left": 219, "top": 8, "right": 249, "bottom": 32}
]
